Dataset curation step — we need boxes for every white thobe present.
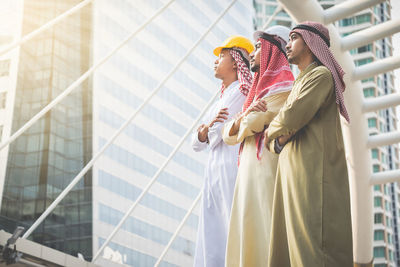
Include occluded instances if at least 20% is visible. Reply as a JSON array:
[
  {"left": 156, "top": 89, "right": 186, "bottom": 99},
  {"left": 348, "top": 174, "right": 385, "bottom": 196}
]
[{"left": 192, "top": 80, "right": 246, "bottom": 267}]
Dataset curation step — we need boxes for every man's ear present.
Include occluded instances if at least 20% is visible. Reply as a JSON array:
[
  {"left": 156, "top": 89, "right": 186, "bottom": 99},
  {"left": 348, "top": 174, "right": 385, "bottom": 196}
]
[{"left": 233, "top": 61, "right": 237, "bottom": 70}]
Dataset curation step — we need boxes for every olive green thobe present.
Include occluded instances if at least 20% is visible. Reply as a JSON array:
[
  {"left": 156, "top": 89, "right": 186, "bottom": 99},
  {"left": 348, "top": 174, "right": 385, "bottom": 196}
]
[
  {"left": 267, "top": 63, "right": 353, "bottom": 267},
  {"left": 222, "top": 91, "right": 289, "bottom": 267}
]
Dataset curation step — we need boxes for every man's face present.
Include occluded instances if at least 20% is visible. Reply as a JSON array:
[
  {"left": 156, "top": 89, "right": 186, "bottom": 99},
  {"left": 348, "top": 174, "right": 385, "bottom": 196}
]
[
  {"left": 214, "top": 49, "right": 236, "bottom": 79},
  {"left": 286, "top": 32, "right": 311, "bottom": 65},
  {"left": 250, "top": 40, "right": 261, "bottom": 72}
]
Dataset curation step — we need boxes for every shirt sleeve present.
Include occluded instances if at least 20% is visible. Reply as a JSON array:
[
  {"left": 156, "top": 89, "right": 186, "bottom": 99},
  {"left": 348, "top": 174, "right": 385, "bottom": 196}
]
[
  {"left": 236, "top": 91, "right": 290, "bottom": 143},
  {"left": 267, "top": 67, "right": 334, "bottom": 141},
  {"left": 191, "top": 102, "right": 213, "bottom": 152},
  {"left": 191, "top": 130, "right": 208, "bottom": 152},
  {"left": 274, "top": 138, "right": 284, "bottom": 153},
  {"left": 208, "top": 87, "right": 246, "bottom": 150},
  {"left": 222, "top": 119, "right": 239, "bottom": 145}
]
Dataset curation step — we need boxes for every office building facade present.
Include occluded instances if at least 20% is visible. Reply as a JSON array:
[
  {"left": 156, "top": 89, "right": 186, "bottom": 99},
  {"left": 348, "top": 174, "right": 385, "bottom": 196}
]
[
  {"left": 0, "top": 0, "right": 254, "bottom": 266},
  {"left": 92, "top": 0, "right": 253, "bottom": 265},
  {"left": 0, "top": 0, "right": 93, "bottom": 260}
]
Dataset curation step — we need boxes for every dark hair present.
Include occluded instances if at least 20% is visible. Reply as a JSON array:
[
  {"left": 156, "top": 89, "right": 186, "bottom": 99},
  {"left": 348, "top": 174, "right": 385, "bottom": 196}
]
[
  {"left": 234, "top": 49, "right": 250, "bottom": 69},
  {"left": 221, "top": 48, "right": 250, "bottom": 69},
  {"left": 292, "top": 24, "right": 330, "bottom": 47},
  {"left": 312, "top": 54, "right": 322, "bottom": 66}
]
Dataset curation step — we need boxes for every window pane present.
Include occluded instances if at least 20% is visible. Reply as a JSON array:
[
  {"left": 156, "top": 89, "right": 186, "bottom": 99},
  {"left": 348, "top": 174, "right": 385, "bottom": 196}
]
[
  {"left": 374, "top": 230, "right": 384, "bottom": 240},
  {"left": 374, "top": 214, "right": 383, "bottom": 223},
  {"left": 374, "top": 197, "right": 382, "bottom": 207},
  {"left": 373, "top": 247, "right": 385, "bottom": 258}
]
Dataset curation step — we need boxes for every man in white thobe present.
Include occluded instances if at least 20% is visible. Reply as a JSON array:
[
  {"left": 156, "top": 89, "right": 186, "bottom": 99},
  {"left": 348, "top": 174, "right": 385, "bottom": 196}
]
[{"left": 192, "top": 35, "right": 254, "bottom": 267}]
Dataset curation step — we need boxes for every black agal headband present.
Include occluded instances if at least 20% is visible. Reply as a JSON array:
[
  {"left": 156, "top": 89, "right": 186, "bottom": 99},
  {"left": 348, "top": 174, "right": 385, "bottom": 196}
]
[
  {"left": 258, "top": 33, "right": 287, "bottom": 58},
  {"left": 292, "top": 24, "right": 330, "bottom": 47}
]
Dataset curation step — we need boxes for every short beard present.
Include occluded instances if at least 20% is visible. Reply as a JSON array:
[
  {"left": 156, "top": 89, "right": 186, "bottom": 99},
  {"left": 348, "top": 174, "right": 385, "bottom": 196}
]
[
  {"left": 251, "top": 64, "right": 259, "bottom": 72},
  {"left": 287, "top": 56, "right": 296, "bottom": 65}
]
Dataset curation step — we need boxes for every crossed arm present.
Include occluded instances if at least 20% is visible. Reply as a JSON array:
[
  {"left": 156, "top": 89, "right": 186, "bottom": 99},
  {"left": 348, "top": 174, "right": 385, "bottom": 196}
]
[
  {"left": 197, "top": 107, "right": 229, "bottom": 143},
  {"left": 222, "top": 92, "right": 291, "bottom": 147},
  {"left": 264, "top": 67, "right": 334, "bottom": 152}
]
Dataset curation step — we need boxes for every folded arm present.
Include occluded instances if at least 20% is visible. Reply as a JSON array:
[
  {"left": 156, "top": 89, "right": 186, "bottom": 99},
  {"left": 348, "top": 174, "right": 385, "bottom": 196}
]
[
  {"left": 222, "top": 92, "right": 290, "bottom": 145},
  {"left": 266, "top": 68, "right": 334, "bottom": 152}
]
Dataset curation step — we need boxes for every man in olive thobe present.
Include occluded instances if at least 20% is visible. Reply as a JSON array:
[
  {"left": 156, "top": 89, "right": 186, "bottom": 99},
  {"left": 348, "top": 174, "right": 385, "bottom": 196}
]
[{"left": 265, "top": 21, "right": 353, "bottom": 267}]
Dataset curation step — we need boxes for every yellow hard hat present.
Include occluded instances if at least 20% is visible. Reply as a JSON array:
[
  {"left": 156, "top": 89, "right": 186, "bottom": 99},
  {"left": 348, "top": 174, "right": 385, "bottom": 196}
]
[{"left": 213, "top": 35, "right": 255, "bottom": 56}]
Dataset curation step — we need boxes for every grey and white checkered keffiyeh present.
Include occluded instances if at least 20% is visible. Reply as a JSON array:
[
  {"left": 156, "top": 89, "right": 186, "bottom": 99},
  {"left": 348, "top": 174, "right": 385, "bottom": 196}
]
[{"left": 291, "top": 21, "right": 350, "bottom": 122}]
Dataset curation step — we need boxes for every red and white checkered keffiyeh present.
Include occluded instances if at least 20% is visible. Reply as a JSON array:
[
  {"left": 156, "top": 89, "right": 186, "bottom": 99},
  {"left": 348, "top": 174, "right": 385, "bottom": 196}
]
[
  {"left": 230, "top": 49, "right": 252, "bottom": 96},
  {"left": 291, "top": 21, "right": 350, "bottom": 122},
  {"left": 220, "top": 48, "right": 252, "bottom": 97},
  {"left": 241, "top": 37, "right": 294, "bottom": 160}
]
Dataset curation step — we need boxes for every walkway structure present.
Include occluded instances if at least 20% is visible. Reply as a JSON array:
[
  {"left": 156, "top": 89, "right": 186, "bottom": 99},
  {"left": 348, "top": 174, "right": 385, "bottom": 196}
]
[
  {"left": 278, "top": 0, "right": 400, "bottom": 266},
  {"left": 1, "top": 0, "right": 400, "bottom": 266},
  {"left": 0, "top": 229, "right": 99, "bottom": 267}
]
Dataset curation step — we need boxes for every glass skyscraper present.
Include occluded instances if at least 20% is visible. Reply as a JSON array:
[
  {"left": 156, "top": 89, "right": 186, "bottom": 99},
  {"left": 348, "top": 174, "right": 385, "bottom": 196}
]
[
  {"left": 0, "top": 0, "right": 254, "bottom": 266},
  {"left": 0, "top": 0, "right": 93, "bottom": 260}
]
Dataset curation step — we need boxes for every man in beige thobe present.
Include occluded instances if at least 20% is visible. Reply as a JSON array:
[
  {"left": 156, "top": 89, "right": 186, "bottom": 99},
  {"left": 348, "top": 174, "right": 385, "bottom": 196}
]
[
  {"left": 265, "top": 21, "right": 353, "bottom": 267},
  {"left": 223, "top": 26, "right": 294, "bottom": 267}
]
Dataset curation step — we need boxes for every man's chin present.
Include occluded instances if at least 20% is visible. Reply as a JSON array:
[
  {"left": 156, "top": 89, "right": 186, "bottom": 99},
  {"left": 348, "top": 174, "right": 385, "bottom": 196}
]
[{"left": 250, "top": 65, "right": 259, "bottom": 72}]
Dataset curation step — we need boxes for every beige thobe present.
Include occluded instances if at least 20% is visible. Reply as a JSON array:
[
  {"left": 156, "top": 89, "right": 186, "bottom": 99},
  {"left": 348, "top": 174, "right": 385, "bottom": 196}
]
[
  {"left": 267, "top": 63, "right": 353, "bottom": 267},
  {"left": 223, "top": 91, "right": 290, "bottom": 267}
]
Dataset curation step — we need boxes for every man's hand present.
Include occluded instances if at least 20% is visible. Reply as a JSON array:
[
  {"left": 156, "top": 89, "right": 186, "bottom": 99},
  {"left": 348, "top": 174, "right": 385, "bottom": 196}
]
[
  {"left": 264, "top": 130, "right": 293, "bottom": 151},
  {"left": 277, "top": 135, "right": 292, "bottom": 146},
  {"left": 197, "top": 124, "right": 209, "bottom": 143},
  {"left": 229, "top": 100, "right": 267, "bottom": 137},
  {"left": 209, "top": 108, "right": 229, "bottom": 128},
  {"left": 197, "top": 108, "right": 230, "bottom": 143},
  {"left": 244, "top": 99, "right": 267, "bottom": 116}
]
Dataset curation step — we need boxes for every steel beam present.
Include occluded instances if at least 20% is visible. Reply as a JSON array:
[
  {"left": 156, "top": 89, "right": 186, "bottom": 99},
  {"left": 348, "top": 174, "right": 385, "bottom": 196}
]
[
  {"left": 278, "top": 0, "right": 324, "bottom": 23},
  {"left": 353, "top": 55, "right": 400, "bottom": 81},
  {"left": 363, "top": 94, "right": 400, "bottom": 113},
  {"left": 342, "top": 19, "right": 400, "bottom": 51},
  {"left": 324, "top": 0, "right": 385, "bottom": 25},
  {"left": 367, "top": 131, "right": 400, "bottom": 148},
  {"left": 371, "top": 170, "right": 400, "bottom": 185}
]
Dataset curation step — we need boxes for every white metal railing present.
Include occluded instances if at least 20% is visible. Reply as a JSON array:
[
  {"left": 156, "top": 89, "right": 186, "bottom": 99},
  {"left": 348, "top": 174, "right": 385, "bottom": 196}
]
[
  {"left": 91, "top": 89, "right": 220, "bottom": 263},
  {"left": 261, "top": 4, "right": 282, "bottom": 30},
  {"left": 12, "top": 0, "right": 239, "bottom": 263},
  {"left": 22, "top": 0, "right": 176, "bottom": 239},
  {"left": 363, "top": 94, "right": 400, "bottom": 113},
  {"left": 323, "top": 0, "right": 385, "bottom": 24},
  {"left": 352, "top": 55, "right": 400, "bottom": 81},
  {"left": 92, "top": 0, "right": 238, "bottom": 262},
  {"left": 341, "top": 19, "right": 400, "bottom": 51}
]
